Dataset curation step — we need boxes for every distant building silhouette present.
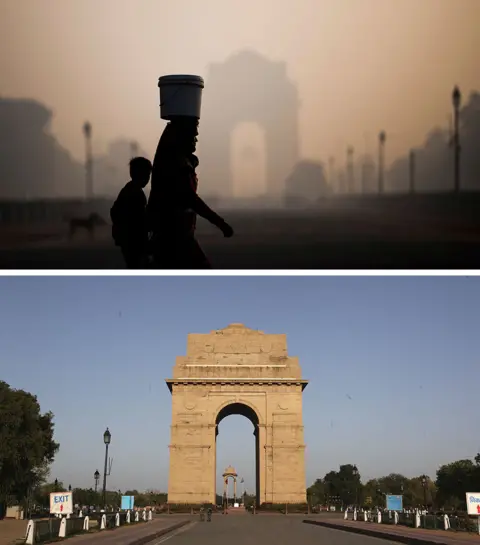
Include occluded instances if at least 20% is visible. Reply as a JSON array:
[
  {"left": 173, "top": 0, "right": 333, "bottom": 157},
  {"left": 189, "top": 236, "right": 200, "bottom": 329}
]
[
  {"left": 284, "top": 160, "right": 330, "bottom": 206},
  {"left": 387, "top": 91, "right": 480, "bottom": 193},
  {"left": 0, "top": 98, "right": 84, "bottom": 198}
]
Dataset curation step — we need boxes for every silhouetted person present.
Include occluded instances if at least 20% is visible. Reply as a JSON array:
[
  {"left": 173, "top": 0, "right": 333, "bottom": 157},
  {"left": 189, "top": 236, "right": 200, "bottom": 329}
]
[
  {"left": 110, "top": 156, "right": 152, "bottom": 268},
  {"left": 147, "top": 117, "right": 233, "bottom": 269}
]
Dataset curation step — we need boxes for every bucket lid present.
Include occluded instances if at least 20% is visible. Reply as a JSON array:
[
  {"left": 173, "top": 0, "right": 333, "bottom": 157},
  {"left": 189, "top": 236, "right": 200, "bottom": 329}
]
[{"left": 158, "top": 74, "right": 205, "bottom": 88}]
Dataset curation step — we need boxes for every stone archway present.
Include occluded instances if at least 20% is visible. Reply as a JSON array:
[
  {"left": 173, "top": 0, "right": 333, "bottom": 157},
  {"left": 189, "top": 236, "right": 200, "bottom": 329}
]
[
  {"left": 166, "top": 323, "right": 308, "bottom": 506},
  {"left": 198, "top": 50, "right": 300, "bottom": 200}
]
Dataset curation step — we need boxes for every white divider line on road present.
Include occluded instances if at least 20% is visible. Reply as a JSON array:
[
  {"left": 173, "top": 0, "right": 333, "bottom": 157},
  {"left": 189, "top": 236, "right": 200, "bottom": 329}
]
[{"left": 149, "top": 521, "right": 197, "bottom": 545}]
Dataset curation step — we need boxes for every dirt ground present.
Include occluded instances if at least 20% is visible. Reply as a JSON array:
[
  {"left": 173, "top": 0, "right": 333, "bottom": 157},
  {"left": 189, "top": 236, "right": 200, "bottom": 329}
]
[{"left": 0, "top": 519, "right": 28, "bottom": 545}]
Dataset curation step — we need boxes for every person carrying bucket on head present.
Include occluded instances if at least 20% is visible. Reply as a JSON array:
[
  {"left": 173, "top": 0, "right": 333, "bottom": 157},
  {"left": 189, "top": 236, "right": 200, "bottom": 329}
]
[{"left": 147, "top": 74, "right": 234, "bottom": 269}]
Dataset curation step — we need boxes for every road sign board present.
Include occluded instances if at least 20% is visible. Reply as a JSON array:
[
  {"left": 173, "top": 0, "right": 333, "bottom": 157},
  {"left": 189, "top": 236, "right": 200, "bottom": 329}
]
[
  {"left": 466, "top": 493, "right": 480, "bottom": 515},
  {"left": 121, "top": 495, "right": 135, "bottom": 510},
  {"left": 386, "top": 495, "right": 403, "bottom": 511},
  {"left": 50, "top": 492, "right": 73, "bottom": 515}
]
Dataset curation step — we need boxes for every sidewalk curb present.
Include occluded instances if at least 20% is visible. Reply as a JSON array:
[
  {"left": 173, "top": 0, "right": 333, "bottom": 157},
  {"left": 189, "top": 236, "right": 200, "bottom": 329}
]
[
  {"left": 302, "top": 519, "right": 458, "bottom": 545},
  {"left": 127, "top": 520, "right": 191, "bottom": 545}
]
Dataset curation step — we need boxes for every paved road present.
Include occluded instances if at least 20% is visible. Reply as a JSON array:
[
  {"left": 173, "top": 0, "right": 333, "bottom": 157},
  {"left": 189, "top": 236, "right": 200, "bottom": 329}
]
[
  {"left": 148, "top": 516, "right": 398, "bottom": 545},
  {"left": 1, "top": 219, "right": 480, "bottom": 269}
]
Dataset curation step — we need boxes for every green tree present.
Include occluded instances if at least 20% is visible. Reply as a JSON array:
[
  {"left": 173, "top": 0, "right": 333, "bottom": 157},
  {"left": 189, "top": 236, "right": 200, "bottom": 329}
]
[
  {"left": 323, "top": 464, "right": 362, "bottom": 506},
  {"left": 307, "top": 478, "right": 325, "bottom": 506},
  {"left": 0, "top": 381, "right": 59, "bottom": 518},
  {"left": 436, "top": 457, "right": 480, "bottom": 509}
]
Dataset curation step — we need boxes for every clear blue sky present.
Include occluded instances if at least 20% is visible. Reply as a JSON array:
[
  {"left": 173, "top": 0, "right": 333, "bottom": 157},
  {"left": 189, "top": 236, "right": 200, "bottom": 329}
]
[{"left": 1, "top": 276, "right": 479, "bottom": 495}]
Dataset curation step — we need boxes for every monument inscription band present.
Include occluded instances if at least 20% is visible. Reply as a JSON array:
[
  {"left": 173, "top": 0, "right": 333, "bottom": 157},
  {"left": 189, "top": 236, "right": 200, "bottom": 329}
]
[{"left": 166, "top": 324, "right": 308, "bottom": 506}]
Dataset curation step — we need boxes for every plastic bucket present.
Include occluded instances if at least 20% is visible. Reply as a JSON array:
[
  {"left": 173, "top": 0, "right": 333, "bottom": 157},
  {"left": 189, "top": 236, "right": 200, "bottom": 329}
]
[{"left": 158, "top": 74, "right": 204, "bottom": 120}]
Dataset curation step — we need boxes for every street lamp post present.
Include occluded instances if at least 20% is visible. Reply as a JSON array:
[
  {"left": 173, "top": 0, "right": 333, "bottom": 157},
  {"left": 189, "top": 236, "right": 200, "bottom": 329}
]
[
  {"left": 54, "top": 479, "right": 58, "bottom": 492},
  {"left": 94, "top": 470, "right": 100, "bottom": 493},
  {"left": 347, "top": 146, "right": 355, "bottom": 193},
  {"left": 452, "top": 86, "right": 462, "bottom": 194},
  {"left": 409, "top": 150, "right": 416, "bottom": 194},
  {"left": 421, "top": 475, "right": 427, "bottom": 510},
  {"left": 130, "top": 141, "right": 139, "bottom": 158},
  {"left": 378, "top": 131, "right": 386, "bottom": 194},
  {"left": 68, "top": 485, "right": 72, "bottom": 492},
  {"left": 82, "top": 121, "right": 93, "bottom": 201},
  {"left": 102, "top": 428, "right": 111, "bottom": 509},
  {"left": 352, "top": 465, "right": 358, "bottom": 507}
]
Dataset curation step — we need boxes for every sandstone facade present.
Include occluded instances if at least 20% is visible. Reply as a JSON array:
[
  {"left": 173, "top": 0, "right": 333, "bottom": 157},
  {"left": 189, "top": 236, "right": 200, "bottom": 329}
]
[{"left": 166, "top": 324, "right": 308, "bottom": 505}]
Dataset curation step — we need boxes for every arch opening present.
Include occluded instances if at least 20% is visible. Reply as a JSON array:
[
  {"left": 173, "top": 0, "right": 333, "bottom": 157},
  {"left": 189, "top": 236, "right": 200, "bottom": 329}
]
[
  {"left": 215, "top": 402, "right": 260, "bottom": 507},
  {"left": 230, "top": 122, "right": 267, "bottom": 200}
]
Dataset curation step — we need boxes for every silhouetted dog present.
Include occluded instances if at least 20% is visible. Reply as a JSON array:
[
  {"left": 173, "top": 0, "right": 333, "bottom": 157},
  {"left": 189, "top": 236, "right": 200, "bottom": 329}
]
[{"left": 66, "top": 212, "right": 107, "bottom": 240}]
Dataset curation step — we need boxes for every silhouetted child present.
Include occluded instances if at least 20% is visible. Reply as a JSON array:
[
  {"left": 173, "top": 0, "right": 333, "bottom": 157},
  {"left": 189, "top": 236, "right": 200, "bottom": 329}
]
[{"left": 110, "top": 156, "right": 152, "bottom": 268}]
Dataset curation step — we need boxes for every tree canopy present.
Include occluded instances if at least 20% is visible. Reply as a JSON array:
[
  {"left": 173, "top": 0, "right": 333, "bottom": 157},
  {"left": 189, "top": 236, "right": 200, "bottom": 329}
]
[
  {"left": 307, "top": 455, "right": 480, "bottom": 511},
  {"left": 0, "top": 381, "right": 59, "bottom": 517}
]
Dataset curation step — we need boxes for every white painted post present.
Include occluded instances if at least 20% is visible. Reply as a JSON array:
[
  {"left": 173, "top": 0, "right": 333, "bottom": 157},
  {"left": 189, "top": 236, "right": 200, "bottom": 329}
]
[
  {"left": 66, "top": 513, "right": 71, "bottom": 519},
  {"left": 115, "top": 512, "right": 120, "bottom": 527},
  {"left": 79, "top": 510, "right": 83, "bottom": 517},
  {"left": 148, "top": 510, "right": 153, "bottom": 521},
  {"left": 142, "top": 510, "right": 147, "bottom": 521},
  {"left": 444, "top": 514, "right": 450, "bottom": 530},
  {"left": 59, "top": 518, "right": 66, "bottom": 538},
  {"left": 344, "top": 509, "right": 348, "bottom": 520},
  {"left": 353, "top": 508, "right": 357, "bottom": 521},
  {"left": 100, "top": 514, "right": 107, "bottom": 530},
  {"left": 126, "top": 510, "right": 131, "bottom": 523},
  {"left": 394, "top": 512, "right": 399, "bottom": 525},
  {"left": 377, "top": 510, "right": 382, "bottom": 524},
  {"left": 415, "top": 510, "right": 421, "bottom": 528},
  {"left": 135, "top": 511, "right": 139, "bottom": 522},
  {"left": 83, "top": 516, "right": 89, "bottom": 531},
  {"left": 363, "top": 510, "right": 368, "bottom": 522},
  {"left": 25, "top": 520, "right": 35, "bottom": 544}
]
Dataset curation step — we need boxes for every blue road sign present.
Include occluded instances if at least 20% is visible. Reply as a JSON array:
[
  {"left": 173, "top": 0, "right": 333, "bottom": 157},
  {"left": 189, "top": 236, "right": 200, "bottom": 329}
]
[
  {"left": 386, "top": 494, "right": 403, "bottom": 511},
  {"left": 121, "top": 495, "right": 134, "bottom": 510}
]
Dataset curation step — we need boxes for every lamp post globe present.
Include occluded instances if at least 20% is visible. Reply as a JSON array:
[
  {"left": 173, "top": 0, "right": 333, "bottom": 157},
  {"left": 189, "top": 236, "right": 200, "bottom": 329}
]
[
  {"left": 104, "top": 427, "right": 111, "bottom": 445},
  {"left": 452, "top": 86, "right": 461, "bottom": 109}
]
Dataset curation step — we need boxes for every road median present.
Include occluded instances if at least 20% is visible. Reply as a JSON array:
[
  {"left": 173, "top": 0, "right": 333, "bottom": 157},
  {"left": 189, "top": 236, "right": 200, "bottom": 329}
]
[{"left": 303, "top": 518, "right": 480, "bottom": 545}]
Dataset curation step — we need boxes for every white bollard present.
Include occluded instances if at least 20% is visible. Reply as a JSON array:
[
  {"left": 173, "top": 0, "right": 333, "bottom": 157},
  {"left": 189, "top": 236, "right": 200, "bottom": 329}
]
[
  {"left": 364, "top": 510, "right": 368, "bottom": 522},
  {"left": 126, "top": 510, "right": 131, "bottom": 523},
  {"left": 148, "top": 510, "right": 153, "bottom": 521},
  {"left": 394, "top": 512, "right": 399, "bottom": 525},
  {"left": 66, "top": 513, "right": 71, "bottom": 519},
  {"left": 415, "top": 511, "right": 421, "bottom": 528},
  {"left": 344, "top": 509, "right": 348, "bottom": 520},
  {"left": 115, "top": 512, "right": 120, "bottom": 527},
  {"left": 59, "top": 518, "right": 66, "bottom": 538},
  {"left": 135, "top": 511, "right": 140, "bottom": 522},
  {"left": 79, "top": 510, "right": 83, "bottom": 518},
  {"left": 377, "top": 510, "right": 382, "bottom": 524},
  {"left": 83, "top": 516, "right": 89, "bottom": 531},
  {"left": 25, "top": 520, "right": 35, "bottom": 545},
  {"left": 142, "top": 510, "right": 147, "bottom": 521},
  {"left": 444, "top": 514, "right": 450, "bottom": 530},
  {"left": 100, "top": 514, "right": 107, "bottom": 530},
  {"left": 353, "top": 508, "right": 357, "bottom": 521}
]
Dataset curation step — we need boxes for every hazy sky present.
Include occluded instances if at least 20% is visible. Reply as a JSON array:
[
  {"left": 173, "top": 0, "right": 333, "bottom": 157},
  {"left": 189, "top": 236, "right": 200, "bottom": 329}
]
[
  {"left": 1, "top": 0, "right": 479, "bottom": 178},
  {"left": 1, "top": 276, "right": 478, "bottom": 494}
]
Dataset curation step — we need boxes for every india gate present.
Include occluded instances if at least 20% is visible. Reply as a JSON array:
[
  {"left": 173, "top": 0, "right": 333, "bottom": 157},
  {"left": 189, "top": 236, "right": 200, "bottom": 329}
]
[{"left": 166, "top": 323, "right": 308, "bottom": 505}]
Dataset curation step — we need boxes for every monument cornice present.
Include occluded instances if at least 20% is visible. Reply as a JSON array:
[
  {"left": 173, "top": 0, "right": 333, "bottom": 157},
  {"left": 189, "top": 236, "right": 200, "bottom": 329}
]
[{"left": 165, "top": 377, "right": 308, "bottom": 392}]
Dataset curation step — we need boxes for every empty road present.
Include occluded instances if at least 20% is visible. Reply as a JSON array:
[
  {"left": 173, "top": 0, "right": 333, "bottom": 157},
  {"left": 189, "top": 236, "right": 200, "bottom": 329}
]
[{"left": 147, "top": 516, "right": 398, "bottom": 545}]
